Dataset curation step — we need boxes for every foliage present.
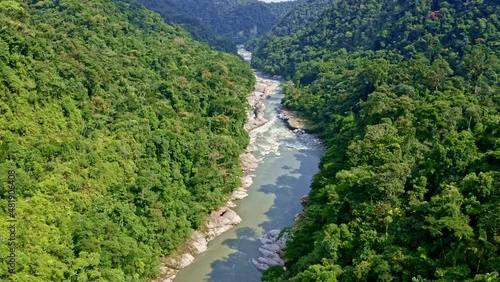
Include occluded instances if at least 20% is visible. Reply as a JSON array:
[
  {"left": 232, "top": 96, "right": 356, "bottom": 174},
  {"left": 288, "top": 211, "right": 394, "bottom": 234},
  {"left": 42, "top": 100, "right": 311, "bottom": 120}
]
[
  {"left": 137, "top": 0, "right": 237, "bottom": 53},
  {"left": 139, "top": 0, "right": 303, "bottom": 48},
  {"left": 266, "top": 0, "right": 336, "bottom": 38},
  {"left": 246, "top": 0, "right": 335, "bottom": 51},
  {"left": 0, "top": 0, "right": 255, "bottom": 281},
  {"left": 255, "top": 0, "right": 500, "bottom": 281}
]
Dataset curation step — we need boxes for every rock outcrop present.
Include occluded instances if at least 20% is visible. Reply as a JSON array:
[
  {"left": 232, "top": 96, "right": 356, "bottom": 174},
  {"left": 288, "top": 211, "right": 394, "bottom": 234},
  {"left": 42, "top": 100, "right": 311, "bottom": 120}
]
[
  {"left": 188, "top": 231, "right": 207, "bottom": 254},
  {"left": 252, "top": 229, "right": 288, "bottom": 272},
  {"left": 278, "top": 109, "right": 312, "bottom": 131},
  {"left": 240, "top": 152, "right": 259, "bottom": 172},
  {"left": 205, "top": 207, "right": 242, "bottom": 240},
  {"left": 153, "top": 207, "right": 242, "bottom": 282}
]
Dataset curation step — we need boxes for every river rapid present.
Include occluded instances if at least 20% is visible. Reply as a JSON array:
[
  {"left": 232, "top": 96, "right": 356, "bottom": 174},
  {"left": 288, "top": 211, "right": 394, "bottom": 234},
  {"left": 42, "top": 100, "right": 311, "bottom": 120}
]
[{"left": 173, "top": 48, "right": 324, "bottom": 282}]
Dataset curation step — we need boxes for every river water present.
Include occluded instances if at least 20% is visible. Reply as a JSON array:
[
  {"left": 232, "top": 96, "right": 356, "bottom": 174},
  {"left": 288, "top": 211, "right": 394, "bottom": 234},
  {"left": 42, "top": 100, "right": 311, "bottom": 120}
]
[{"left": 174, "top": 49, "right": 324, "bottom": 282}]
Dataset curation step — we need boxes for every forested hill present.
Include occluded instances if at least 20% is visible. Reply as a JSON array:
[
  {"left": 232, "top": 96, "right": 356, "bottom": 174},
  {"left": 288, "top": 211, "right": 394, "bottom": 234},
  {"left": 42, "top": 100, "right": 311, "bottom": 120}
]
[
  {"left": 253, "top": 0, "right": 500, "bottom": 77},
  {"left": 0, "top": 0, "right": 255, "bottom": 281},
  {"left": 245, "top": 0, "right": 335, "bottom": 51},
  {"left": 264, "top": 0, "right": 336, "bottom": 37},
  {"left": 138, "top": 0, "right": 303, "bottom": 51},
  {"left": 137, "top": 0, "right": 237, "bottom": 52},
  {"left": 254, "top": 0, "right": 500, "bottom": 281}
]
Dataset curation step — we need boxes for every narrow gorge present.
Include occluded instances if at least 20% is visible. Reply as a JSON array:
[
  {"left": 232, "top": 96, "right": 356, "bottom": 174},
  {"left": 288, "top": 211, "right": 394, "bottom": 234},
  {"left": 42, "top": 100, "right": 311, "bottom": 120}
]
[{"left": 158, "top": 48, "right": 324, "bottom": 282}]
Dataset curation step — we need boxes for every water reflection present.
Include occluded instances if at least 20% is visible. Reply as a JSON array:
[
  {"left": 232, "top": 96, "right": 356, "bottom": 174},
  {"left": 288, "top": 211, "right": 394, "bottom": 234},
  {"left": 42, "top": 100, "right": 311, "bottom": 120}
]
[
  {"left": 205, "top": 151, "right": 322, "bottom": 281},
  {"left": 207, "top": 228, "right": 260, "bottom": 281}
]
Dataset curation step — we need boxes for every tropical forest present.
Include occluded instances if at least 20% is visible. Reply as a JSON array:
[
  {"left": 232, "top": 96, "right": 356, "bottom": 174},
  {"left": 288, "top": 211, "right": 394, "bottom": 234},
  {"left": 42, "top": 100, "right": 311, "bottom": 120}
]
[
  {"left": 1, "top": 0, "right": 499, "bottom": 281},
  {"left": 138, "top": 0, "right": 303, "bottom": 52},
  {"left": 0, "top": 0, "right": 254, "bottom": 280},
  {"left": 253, "top": 0, "right": 500, "bottom": 281}
]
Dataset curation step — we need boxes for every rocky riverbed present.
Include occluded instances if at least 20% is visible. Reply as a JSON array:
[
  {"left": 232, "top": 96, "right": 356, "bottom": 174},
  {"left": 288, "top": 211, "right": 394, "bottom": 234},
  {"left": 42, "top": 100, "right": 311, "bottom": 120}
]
[{"left": 245, "top": 74, "right": 279, "bottom": 131}]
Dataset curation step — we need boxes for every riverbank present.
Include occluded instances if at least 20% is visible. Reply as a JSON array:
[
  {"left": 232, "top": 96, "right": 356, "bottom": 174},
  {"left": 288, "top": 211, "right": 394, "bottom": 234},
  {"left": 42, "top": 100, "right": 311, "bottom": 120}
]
[{"left": 152, "top": 73, "right": 280, "bottom": 282}]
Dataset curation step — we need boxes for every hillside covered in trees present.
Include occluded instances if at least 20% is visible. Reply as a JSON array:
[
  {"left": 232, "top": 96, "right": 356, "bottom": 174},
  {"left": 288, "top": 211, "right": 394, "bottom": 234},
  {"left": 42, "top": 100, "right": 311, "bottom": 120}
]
[
  {"left": 254, "top": 0, "right": 500, "bottom": 281},
  {"left": 139, "top": 0, "right": 302, "bottom": 52},
  {"left": 0, "top": 0, "right": 255, "bottom": 281},
  {"left": 261, "top": 0, "right": 335, "bottom": 38},
  {"left": 245, "top": 0, "right": 335, "bottom": 51}
]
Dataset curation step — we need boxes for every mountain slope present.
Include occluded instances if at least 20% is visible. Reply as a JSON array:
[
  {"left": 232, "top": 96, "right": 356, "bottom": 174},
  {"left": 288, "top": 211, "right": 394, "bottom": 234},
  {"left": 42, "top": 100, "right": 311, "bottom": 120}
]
[
  {"left": 254, "top": 0, "right": 500, "bottom": 281},
  {"left": 267, "top": 0, "right": 336, "bottom": 37},
  {"left": 253, "top": 0, "right": 500, "bottom": 76},
  {"left": 138, "top": 0, "right": 237, "bottom": 52},
  {"left": 139, "top": 0, "right": 302, "bottom": 48},
  {"left": 245, "top": 0, "right": 335, "bottom": 51},
  {"left": 0, "top": 0, "right": 254, "bottom": 281}
]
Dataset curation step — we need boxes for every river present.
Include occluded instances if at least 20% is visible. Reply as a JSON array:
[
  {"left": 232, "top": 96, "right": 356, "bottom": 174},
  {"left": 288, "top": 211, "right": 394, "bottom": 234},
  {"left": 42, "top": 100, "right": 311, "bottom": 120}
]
[{"left": 173, "top": 48, "right": 324, "bottom": 282}]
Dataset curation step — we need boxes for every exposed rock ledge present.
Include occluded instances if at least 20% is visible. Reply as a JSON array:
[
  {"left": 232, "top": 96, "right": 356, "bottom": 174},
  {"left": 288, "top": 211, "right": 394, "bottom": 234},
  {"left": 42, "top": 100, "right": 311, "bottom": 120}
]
[
  {"left": 154, "top": 207, "right": 243, "bottom": 282},
  {"left": 152, "top": 73, "right": 280, "bottom": 282},
  {"left": 278, "top": 109, "right": 312, "bottom": 132}
]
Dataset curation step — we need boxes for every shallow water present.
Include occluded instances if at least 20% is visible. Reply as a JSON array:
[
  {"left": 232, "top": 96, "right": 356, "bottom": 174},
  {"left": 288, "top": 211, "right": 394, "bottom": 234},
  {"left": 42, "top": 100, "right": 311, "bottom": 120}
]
[{"left": 173, "top": 50, "right": 323, "bottom": 282}]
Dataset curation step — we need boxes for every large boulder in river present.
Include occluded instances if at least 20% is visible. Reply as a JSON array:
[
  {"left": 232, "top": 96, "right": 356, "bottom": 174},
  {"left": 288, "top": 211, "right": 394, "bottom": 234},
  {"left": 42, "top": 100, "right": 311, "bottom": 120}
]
[
  {"left": 261, "top": 243, "right": 280, "bottom": 252},
  {"left": 267, "top": 229, "right": 281, "bottom": 238},
  {"left": 253, "top": 229, "right": 289, "bottom": 272},
  {"left": 258, "top": 255, "right": 284, "bottom": 266},
  {"left": 278, "top": 109, "right": 312, "bottom": 131},
  {"left": 260, "top": 237, "right": 274, "bottom": 244},
  {"left": 259, "top": 247, "right": 275, "bottom": 257}
]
